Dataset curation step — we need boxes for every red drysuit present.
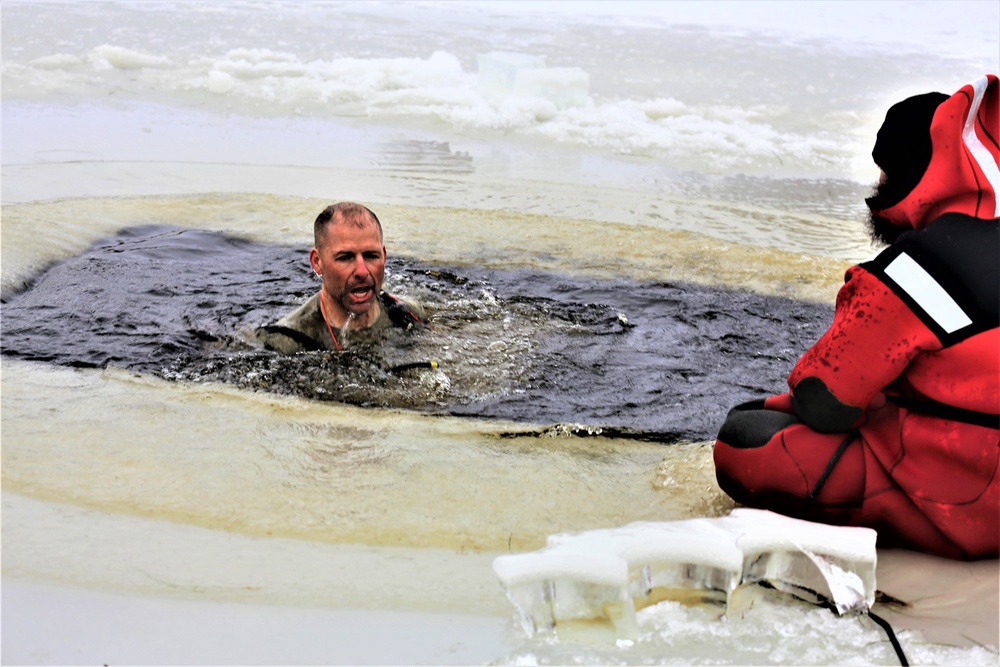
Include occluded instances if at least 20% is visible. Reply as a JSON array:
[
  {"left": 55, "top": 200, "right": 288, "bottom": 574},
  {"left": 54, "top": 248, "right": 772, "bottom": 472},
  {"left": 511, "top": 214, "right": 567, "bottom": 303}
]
[{"left": 713, "top": 75, "right": 1000, "bottom": 560}]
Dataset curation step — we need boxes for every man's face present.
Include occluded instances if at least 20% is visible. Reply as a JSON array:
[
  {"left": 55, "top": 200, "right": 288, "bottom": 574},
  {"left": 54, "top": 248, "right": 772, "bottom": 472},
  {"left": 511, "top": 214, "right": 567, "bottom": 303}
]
[
  {"left": 310, "top": 219, "right": 386, "bottom": 320},
  {"left": 865, "top": 174, "right": 907, "bottom": 247}
]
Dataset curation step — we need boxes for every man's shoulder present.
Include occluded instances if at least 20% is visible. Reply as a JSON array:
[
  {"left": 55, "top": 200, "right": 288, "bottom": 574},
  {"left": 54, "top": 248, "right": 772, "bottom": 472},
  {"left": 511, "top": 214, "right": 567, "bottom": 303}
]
[
  {"left": 255, "top": 293, "right": 326, "bottom": 353},
  {"left": 856, "top": 213, "right": 998, "bottom": 342},
  {"left": 862, "top": 214, "right": 998, "bottom": 270},
  {"left": 276, "top": 293, "right": 322, "bottom": 328},
  {"left": 380, "top": 292, "right": 427, "bottom": 329},
  {"left": 913, "top": 212, "right": 998, "bottom": 242},
  {"left": 255, "top": 324, "right": 324, "bottom": 352}
]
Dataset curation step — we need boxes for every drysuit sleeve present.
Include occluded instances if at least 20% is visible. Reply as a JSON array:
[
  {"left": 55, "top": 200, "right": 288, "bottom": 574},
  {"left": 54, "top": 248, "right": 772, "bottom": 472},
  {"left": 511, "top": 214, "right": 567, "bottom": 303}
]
[{"left": 787, "top": 264, "right": 942, "bottom": 432}]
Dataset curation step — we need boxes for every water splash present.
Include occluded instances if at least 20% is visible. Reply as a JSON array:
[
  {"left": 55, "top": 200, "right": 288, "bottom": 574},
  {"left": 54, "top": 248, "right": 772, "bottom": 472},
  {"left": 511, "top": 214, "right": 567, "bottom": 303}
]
[{"left": 340, "top": 311, "right": 357, "bottom": 346}]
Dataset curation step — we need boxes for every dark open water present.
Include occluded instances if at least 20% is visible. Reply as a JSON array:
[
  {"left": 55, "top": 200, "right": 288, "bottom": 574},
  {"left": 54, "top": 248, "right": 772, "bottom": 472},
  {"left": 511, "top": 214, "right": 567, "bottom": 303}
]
[{"left": 1, "top": 225, "right": 833, "bottom": 441}]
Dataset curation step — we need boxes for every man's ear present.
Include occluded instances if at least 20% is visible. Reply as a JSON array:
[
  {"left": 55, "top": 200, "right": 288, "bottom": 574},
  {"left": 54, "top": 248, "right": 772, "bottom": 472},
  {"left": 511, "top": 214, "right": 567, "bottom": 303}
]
[{"left": 309, "top": 247, "right": 322, "bottom": 276}]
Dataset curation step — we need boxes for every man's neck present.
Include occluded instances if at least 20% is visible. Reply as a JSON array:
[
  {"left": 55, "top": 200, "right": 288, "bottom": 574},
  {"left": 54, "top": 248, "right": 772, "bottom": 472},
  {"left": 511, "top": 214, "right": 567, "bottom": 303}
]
[{"left": 319, "top": 290, "right": 381, "bottom": 331}]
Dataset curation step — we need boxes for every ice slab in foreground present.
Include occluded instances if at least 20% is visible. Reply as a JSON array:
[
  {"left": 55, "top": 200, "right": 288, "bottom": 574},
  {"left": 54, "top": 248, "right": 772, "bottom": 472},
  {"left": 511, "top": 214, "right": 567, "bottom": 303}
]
[{"left": 493, "top": 509, "right": 877, "bottom": 639}]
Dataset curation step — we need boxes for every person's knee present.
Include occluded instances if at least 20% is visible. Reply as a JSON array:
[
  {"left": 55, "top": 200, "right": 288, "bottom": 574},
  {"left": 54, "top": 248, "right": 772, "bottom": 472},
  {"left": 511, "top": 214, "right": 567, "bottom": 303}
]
[{"left": 716, "top": 401, "right": 800, "bottom": 449}]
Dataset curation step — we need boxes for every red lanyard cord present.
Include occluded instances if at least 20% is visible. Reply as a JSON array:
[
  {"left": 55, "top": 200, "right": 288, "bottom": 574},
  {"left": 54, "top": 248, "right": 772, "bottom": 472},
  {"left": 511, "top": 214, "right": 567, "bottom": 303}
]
[{"left": 317, "top": 294, "right": 344, "bottom": 352}]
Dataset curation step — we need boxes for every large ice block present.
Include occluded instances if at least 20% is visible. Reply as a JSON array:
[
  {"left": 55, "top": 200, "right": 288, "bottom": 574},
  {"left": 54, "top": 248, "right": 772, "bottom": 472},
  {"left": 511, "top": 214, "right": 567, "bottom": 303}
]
[
  {"left": 493, "top": 551, "right": 635, "bottom": 637},
  {"left": 476, "top": 51, "right": 590, "bottom": 110},
  {"left": 730, "top": 508, "right": 877, "bottom": 614},
  {"left": 621, "top": 518, "right": 744, "bottom": 611},
  {"left": 492, "top": 509, "right": 878, "bottom": 640},
  {"left": 476, "top": 52, "right": 545, "bottom": 94}
]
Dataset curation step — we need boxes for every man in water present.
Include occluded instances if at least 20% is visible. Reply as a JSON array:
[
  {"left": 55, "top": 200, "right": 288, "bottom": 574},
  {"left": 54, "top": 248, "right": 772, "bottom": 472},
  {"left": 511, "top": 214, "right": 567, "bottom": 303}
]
[
  {"left": 256, "top": 201, "right": 426, "bottom": 353},
  {"left": 712, "top": 75, "right": 999, "bottom": 560}
]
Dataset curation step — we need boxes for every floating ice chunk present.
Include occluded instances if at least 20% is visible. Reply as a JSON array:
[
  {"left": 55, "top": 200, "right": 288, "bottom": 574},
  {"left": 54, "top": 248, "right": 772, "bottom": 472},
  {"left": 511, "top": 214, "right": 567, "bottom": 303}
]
[
  {"left": 476, "top": 51, "right": 590, "bottom": 110},
  {"left": 89, "top": 44, "right": 172, "bottom": 70},
  {"left": 476, "top": 52, "right": 545, "bottom": 93},
  {"left": 492, "top": 509, "right": 878, "bottom": 640},
  {"left": 508, "top": 66, "right": 590, "bottom": 110},
  {"left": 28, "top": 54, "right": 82, "bottom": 69},
  {"left": 207, "top": 70, "right": 235, "bottom": 94}
]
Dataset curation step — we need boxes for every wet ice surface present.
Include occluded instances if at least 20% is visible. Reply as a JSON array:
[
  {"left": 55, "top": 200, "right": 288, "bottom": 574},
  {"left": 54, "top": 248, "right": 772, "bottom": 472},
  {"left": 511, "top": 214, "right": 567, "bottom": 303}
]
[
  {"left": 0, "top": 225, "right": 833, "bottom": 441},
  {"left": 491, "top": 590, "right": 998, "bottom": 667}
]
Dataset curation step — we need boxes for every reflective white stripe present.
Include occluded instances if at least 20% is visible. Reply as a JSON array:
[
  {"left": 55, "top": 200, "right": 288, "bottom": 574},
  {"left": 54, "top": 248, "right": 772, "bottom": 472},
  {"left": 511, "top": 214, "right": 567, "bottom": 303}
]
[
  {"left": 962, "top": 76, "right": 1000, "bottom": 217},
  {"left": 884, "top": 253, "right": 972, "bottom": 333}
]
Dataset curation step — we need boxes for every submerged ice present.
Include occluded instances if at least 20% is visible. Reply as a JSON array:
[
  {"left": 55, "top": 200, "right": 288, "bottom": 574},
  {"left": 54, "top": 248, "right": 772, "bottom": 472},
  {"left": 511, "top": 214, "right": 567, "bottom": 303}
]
[{"left": 493, "top": 509, "right": 877, "bottom": 641}]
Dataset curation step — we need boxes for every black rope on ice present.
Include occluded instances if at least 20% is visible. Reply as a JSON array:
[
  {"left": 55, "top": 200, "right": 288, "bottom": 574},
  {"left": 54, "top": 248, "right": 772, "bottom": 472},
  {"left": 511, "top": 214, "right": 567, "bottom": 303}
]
[
  {"left": 867, "top": 610, "right": 909, "bottom": 666},
  {"left": 813, "top": 596, "right": 908, "bottom": 666}
]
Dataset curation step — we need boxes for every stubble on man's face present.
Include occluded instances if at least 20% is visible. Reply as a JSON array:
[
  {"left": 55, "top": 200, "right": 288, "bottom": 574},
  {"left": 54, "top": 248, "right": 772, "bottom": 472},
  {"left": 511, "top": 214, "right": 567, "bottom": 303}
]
[{"left": 865, "top": 181, "right": 907, "bottom": 247}]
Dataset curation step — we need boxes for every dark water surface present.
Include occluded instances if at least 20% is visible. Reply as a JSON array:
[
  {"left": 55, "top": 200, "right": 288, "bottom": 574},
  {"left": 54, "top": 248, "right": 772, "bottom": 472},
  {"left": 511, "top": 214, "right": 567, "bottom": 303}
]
[{"left": 1, "top": 225, "right": 833, "bottom": 441}]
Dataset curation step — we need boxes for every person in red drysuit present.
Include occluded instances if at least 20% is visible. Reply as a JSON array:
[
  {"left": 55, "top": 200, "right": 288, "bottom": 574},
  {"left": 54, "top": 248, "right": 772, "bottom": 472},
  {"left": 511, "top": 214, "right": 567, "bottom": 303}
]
[{"left": 713, "top": 74, "right": 999, "bottom": 560}]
